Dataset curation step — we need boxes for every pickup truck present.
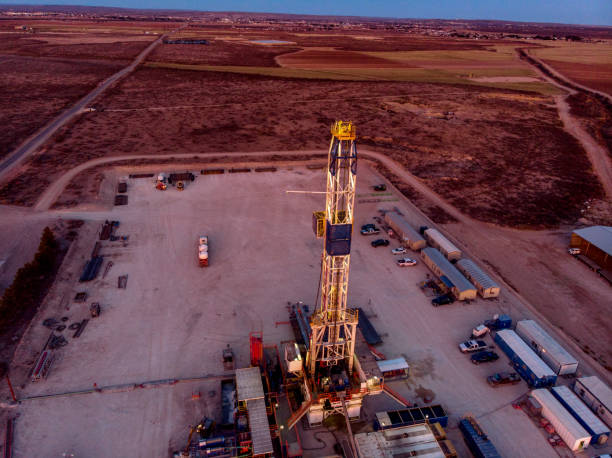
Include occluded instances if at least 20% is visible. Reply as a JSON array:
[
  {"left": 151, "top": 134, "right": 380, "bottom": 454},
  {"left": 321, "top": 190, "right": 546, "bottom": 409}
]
[
  {"left": 459, "top": 340, "right": 488, "bottom": 353},
  {"left": 487, "top": 372, "right": 521, "bottom": 387},
  {"left": 361, "top": 226, "right": 380, "bottom": 236},
  {"left": 471, "top": 351, "right": 499, "bottom": 365}
]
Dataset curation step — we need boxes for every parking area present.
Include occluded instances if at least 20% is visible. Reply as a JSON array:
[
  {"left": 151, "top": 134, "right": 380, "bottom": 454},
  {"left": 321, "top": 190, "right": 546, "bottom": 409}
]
[{"left": 9, "top": 163, "right": 600, "bottom": 457}]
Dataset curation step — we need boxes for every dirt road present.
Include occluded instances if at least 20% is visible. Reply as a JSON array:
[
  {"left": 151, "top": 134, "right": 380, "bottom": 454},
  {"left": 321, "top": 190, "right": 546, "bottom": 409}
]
[
  {"left": 519, "top": 49, "right": 612, "bottom": 198},
  {"left": 0, "top": 35, "right": 165, "bottom": 182}
]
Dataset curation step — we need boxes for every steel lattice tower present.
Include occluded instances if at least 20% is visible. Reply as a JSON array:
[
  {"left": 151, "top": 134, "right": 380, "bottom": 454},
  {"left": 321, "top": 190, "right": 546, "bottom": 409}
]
[{"left": 307, "top": 121, "right": 359, "bottom": 379}]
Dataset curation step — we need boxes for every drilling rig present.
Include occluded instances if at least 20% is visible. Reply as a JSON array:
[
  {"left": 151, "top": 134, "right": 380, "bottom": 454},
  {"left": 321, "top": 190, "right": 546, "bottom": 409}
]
[{"left": 287, "top": 121, "right": 382, "bottom": 429}]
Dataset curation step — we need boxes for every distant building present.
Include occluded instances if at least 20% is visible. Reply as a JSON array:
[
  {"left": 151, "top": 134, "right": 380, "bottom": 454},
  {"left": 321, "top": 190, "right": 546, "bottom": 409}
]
[{"left": 570, "top": 226, "right": 612, "bottom": 270}]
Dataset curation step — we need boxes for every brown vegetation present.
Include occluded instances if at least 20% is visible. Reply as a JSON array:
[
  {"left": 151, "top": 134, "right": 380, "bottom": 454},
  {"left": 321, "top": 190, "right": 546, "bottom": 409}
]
[
  {"left": 542, "top": 59, "right": 612, "bottom": 96},
  {"left": 0, "top": 33, "right": 154, "bottom": 62},
  {"left": 0, "top": 55, "right": 123, "bottom": 159},
  {"left": 148, "top": 40, "right": 298, "bottom": 66},
  {"left": 567, "top": 93, "right": 612, "bottom": 157},
  {"left": 0, "top": 66, "right": 601, "bottom": 227}
]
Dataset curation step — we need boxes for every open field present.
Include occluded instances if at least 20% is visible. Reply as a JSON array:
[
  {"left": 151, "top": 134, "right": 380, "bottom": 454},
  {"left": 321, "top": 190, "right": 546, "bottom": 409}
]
[
  {"left": 530, "top": 41, "right": 612, "bottom": 95},
  {"left": 7, "top": 165, "right": 608, "bottom": 457},
  {"left": 0, "top": 65, "right": 599, "bottom": 227},
  {"left": 0, "top": 55, "right": 123, "bottom": 159}
]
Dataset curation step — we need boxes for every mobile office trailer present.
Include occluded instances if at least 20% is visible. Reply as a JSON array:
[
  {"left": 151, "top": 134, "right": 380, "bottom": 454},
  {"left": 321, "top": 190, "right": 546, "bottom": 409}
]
[
  {"left": 376, "top": 358, "right": 409, "bottom": 381},
  {"left": 384, "top": 212, "right": 426, "bottom": 250},
  {"left": 424, "top": 228, "right": 461, "bottom": 261},
  {"left": 574, "top": 376, "right": 612, "bottom": 428},
  {"left": 494, "top": 330, "right": 557, "bottom": 388},
  {"left": 456, "top": 258, "right": 500, "bottom": 298},
  {"left": 515, "top": 320, "right": 578, "bottom": 375},
  {"left": 420, "top": 248, "right": 477, "bottom": 301},
  {"left": 552, "top": 385, "right": 610, "bottom": 444},
  {"left": 531, "top": 389, "right": 592, "bottom": 451}
]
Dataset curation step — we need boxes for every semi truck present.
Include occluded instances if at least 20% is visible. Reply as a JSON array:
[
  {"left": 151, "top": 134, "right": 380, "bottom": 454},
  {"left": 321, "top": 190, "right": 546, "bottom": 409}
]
[{"left": 198, "top": 236, "right": 209, "bottom": 267}]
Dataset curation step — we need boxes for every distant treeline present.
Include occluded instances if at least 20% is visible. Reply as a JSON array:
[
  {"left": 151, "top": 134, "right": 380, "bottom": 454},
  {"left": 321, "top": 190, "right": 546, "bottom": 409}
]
[{"left": 0, "top": 227, "right": 59, "bottom": 333}]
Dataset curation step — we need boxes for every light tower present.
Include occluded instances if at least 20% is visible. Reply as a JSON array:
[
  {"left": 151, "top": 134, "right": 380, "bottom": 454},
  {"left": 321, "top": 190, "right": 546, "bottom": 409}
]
[{"left": 307, "top": 121, "right": 359, "bottom": 388}]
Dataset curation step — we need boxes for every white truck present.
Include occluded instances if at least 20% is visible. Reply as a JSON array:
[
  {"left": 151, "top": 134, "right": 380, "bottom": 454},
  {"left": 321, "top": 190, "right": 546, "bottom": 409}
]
[{"left": 198, "top": 236, "right": 209, "bottom": 267}]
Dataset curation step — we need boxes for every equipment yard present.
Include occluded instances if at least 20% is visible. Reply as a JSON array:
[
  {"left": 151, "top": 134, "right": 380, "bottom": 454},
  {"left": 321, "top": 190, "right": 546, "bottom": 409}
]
[
  {"left": 1, "top": 8, "right": 612, "bottom": 458},
  {"left": 0, "top": 163, "right": 606, "bottom": 457}
]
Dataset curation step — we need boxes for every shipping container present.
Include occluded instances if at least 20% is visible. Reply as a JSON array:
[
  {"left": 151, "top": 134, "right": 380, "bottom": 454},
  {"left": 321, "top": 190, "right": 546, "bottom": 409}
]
[
  {"left": 456, "top": 258, "right": 500, "bottom": 298},
  {"left": 375, "top": 404, "right": 448, "bottom": 429},
  {"left": 552, "top": 385, "right": 610, "bottom": 444},
  {"left": 424, "top": 228, "right": 461, "bottom": 261},
  {"left": 531, "top": 389, "right": 591, "bottom": 451},
  {"left": 515, "top": 320, "right": 578, "bottom": 375},
  {"left": 420, "top": 248, "right": 476, "bottom": 300},
  {"left": 384, "top": 212, "right": 426, "bottom": 250},
  {"left": 458, "top": 417, "right": 501, "bottom": 458},
  {"left": 494, "top": 330, "right": 557, "bottom": 388},
  {"left": 574, "top": 376, "right": 612, "bottom": 428}
]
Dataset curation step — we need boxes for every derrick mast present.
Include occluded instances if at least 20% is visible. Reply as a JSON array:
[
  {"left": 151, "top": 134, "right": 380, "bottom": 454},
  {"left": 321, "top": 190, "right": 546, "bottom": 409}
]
[{"left": 307, "top": 121, "right": 359, "bottom": 382}]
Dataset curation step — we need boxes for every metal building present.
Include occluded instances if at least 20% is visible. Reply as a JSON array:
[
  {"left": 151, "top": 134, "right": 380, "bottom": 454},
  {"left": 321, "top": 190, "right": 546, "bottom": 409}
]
[
  {"left": 531, "top": 388, "right": 592, "bottom": 451},
  {"left": 355, "top": 424, "right": 446, "bottom": 458},
  {"left": 424, "top": 228, "right": 461, "bottom": 261},
  {"left": 420, "top": 247, "right": 476, "bottom": 300},
  {"left": 494, "top": 329, "right": 557, "bottom": 387},
  {"left": 384, "top": 212, "right": 426, "bottom": 250},
  {"left": 574, "top": 376, "right": 612, "bottom": 428},
  {"left": 515, "top": 320, "right": 578, "bottom": 375},
  {"left": 456, "top": 258, "right": 500, "bottom": 298},
  {"left": 235, "top": 367, "right": 274, "bottom": 457},
  {"left": 570, "top": 226, "right": 612, "bottom": 270},
  {"left": 551, "top": 385, "right": 610, "bottom": 444}
]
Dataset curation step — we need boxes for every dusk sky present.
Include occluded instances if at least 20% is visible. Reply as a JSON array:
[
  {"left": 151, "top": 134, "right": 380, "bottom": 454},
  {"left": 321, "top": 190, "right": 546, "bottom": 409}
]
[{"left": 2, "top": 0, "right": 612, "bottom": 26}]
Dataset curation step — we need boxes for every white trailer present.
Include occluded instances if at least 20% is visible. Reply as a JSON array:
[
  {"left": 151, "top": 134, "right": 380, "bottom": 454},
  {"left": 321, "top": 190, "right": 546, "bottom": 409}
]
[
  {"left": 531, "top": 388, "right": 591, "bottom": 451},
  {"left": 574, "top": 376, "right": 612, "bottom": 428},
  {"left": 423, "top": 228, "right": 461, "bottom": 261},
  {"left": 515, "top": 320, "right": 578, "bottom": 375},
  {"left": 552, "top": 385, "right": 610, "bottom": 444}
]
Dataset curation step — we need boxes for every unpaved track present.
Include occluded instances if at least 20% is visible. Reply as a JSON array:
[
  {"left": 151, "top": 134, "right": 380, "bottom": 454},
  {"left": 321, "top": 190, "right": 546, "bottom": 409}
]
[
  {"left": 520, "top": 49, "right": 612, "bottom": 198},
  {"left": 0, "top": 34, "right": 165, "bottom": 182},
  {"left": 34, "top": 149, "right": 471, "bottom": 224}
]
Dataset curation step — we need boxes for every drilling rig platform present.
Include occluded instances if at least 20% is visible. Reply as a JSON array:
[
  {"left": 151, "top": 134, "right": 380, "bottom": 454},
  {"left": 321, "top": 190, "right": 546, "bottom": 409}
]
[{"left": 285, "top": 121, "right": 383, "bottom": 430}]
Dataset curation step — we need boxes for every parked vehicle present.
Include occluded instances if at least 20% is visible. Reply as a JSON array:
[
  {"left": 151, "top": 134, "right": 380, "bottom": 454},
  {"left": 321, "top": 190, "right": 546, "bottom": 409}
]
[
  {"left": 198, "top": 235, "right": 209, "bottom": 267},
  {"left": 391, "top": 247, "right": 407, "bottom": 255},
  {"left": 361, "top": 227, "right": 380, "bottom": 236},
  {"left": 362, "top": 223, "right": 376, "bottom": 230},
  {"left": 487, "top": 372, "right": 521, "bottom": 386},
  {"left": 483, "top": 314, "right": 512, "bottom": 330},
  {"left": 471, "top": 350, "right": 499, "bottom": 364},
  {"left": 431, "top": 294, "right": 454, "bottom": 306},
  {"left": 472, "top": 324, "right": 490, "bottom": 338},
  {"left": 371, "top": 239, "right": 389, "bottom": 247},
  {"left": 397, "top": 257, "right": 417, "bottom": 267},
  {"left": 568, "top": 248, "right": 581, "bottom": 255},
  {"left": 373, "top": 184, "right": 387, "bottom": 191},
  {"left": 459, "top": 340, "right": 488, "bottom": 353}
]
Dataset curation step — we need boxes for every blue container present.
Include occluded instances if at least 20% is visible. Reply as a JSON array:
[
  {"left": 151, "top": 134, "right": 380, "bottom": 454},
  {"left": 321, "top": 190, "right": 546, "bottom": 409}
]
[
  {"left": 459, "top": 418, "right": 501, "bottom": 458},
  {"left": 494, "top": 330, "right": 557, "bottom": 388},
  {"left": 374, "top": 405, "right": 448, "bottom": 430}
]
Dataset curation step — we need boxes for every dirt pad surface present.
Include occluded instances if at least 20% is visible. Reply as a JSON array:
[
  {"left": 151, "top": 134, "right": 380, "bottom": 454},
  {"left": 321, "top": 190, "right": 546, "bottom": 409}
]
[{"left": 8, "top": 165, "right": 576, "bottom": 458}]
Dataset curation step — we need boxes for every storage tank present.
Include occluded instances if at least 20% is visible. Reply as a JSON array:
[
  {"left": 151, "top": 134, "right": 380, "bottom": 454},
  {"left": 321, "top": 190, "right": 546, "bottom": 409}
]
[
  {"left": 531, "top": 389, "right": 591, "bottom": 451},
  {"left": 494, "top": 330, "right": 556, "bottom": 387},
  {"left": 552, "top": 385, "right": 610, "bottom": 444},
  {"left": 515, "top": 320, "right": 578, "bottom": 375},
  {"left": 424, "top": 228, "right": 461, "bottom": 261}
]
